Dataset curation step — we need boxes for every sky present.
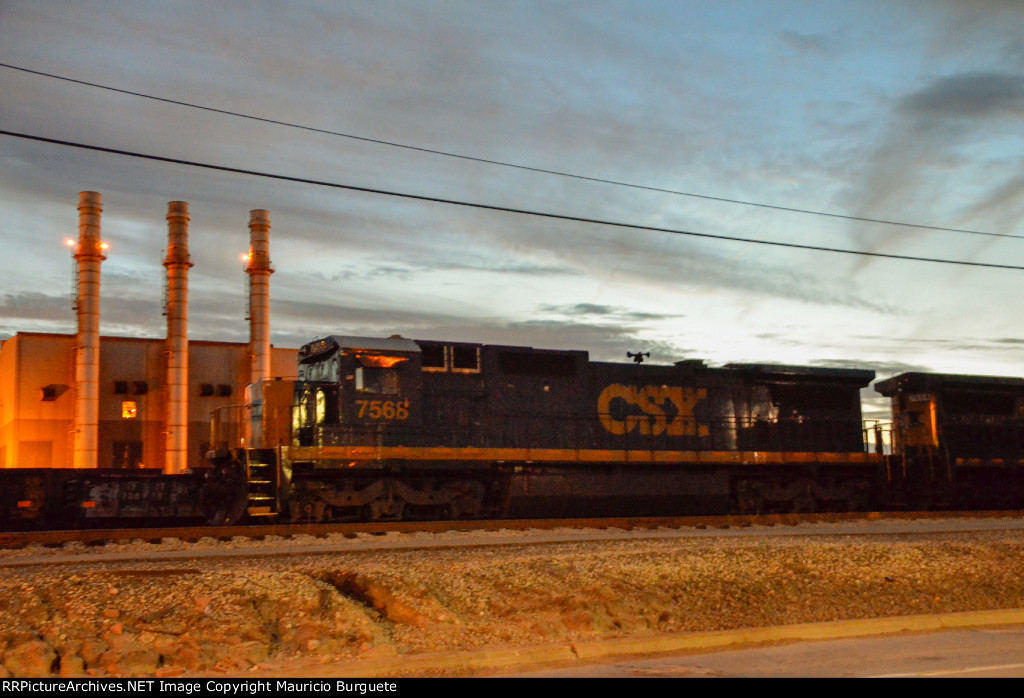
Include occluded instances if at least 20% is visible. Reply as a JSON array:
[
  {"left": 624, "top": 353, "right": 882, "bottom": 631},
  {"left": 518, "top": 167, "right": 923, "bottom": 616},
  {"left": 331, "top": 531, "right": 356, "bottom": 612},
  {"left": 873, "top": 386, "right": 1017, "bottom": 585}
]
[{"left": 2, "top": 0, "right": 1024, "bottom": 419}]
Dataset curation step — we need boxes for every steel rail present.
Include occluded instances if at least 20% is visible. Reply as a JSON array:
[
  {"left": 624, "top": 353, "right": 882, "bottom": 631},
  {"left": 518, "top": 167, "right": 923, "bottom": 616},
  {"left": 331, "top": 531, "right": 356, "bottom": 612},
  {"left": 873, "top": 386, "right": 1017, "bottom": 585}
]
[{"left": 1, "top": 510, "right": 1022, "bottom": 551}]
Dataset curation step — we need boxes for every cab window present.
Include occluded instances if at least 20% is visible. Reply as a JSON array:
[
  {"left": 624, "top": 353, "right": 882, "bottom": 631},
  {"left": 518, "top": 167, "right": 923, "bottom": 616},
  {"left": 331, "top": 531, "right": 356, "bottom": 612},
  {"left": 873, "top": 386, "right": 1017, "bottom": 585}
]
[{"left": 356, "top": 367, "right": 399, "bottom": 394}]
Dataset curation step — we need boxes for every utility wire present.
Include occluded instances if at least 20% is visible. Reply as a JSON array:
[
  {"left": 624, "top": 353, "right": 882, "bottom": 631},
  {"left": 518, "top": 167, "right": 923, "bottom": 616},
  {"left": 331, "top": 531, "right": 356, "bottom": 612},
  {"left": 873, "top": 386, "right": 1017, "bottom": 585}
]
[
  {"left": 1, "top": 61, "right": 1018, "bottom": 241},
  {"left": 3, "top": 128, "right": 1022, "bottom": 271}
]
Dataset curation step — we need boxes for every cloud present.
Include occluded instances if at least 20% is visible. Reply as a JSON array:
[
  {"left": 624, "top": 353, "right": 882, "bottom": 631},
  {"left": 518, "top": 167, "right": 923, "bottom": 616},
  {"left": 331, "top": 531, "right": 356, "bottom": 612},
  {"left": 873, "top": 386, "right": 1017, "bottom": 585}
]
[
  {"left": 0, "top": 290, "right": 164, "bottom": 338},
  {"left": 266, "top": 294, "right": 697, "bottom": 363},
  {"left": 809, "top": 357, "right": 933, "bottom": 379},
  {"left": 899, "top": 72, "right": 1024, "bottom": 120},
  {"left": 844, "top": 70, "right": 1024, "bottom": 272},
  {"left": 0, "top": 292, "right": 74, "bottom": 323},
  {"left": 778, "top": 30, "right": 837, "bottom": 56},
  {"left": 6, "top": 1, "right": 1024, "bottom": 382},
  {"left": 958, "top": 174, "right": 1024, "bottom": 229},
  {"left": 323, "top": 258, "right": 581, "bottom": 283},
  {"left": 537, "top": 302, "right": 678, "bottom": 322}
]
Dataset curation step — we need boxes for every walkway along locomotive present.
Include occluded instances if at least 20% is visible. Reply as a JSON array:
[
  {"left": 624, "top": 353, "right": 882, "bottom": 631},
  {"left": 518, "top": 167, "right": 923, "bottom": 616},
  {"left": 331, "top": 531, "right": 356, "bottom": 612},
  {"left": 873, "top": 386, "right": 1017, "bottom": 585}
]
[{"left": 202, "top": 334, "right": 1024, "bottom": 524}]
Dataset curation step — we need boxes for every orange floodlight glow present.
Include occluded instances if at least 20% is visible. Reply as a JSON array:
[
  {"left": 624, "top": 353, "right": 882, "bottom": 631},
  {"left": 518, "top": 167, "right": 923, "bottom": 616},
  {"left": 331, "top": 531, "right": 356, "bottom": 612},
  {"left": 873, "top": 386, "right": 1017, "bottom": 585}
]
[{"left": 355, "top": 353, "right": 409, "bottom": 368}]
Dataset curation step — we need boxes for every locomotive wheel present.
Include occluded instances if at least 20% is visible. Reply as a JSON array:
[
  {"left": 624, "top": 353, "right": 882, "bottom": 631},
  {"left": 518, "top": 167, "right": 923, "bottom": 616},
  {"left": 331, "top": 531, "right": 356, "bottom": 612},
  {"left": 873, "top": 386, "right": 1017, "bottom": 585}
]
[
  {"left": 789, "top": 479, "right": 817, "bottom": 513},
  {"left": 733, "top": 480, "right": 765, "bottom": 515},
  {"left": 447, "top": 482, "right": 485, "bottom": 519},
  {"left": 364, "top": 496, "right": 405, "bottom": 521},
  {"left": 288, "top": 495, "right": 328, "bottom": 523}
]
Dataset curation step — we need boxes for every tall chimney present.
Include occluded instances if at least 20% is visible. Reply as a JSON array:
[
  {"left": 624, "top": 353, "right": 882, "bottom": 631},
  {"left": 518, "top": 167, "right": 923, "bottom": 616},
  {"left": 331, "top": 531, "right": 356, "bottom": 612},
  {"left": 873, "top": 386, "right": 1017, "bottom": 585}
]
[
  {"left": 246, "top": 210, "right": 273, "bottom": 384},
  {"left": 73, "top": 191, "right": 106, "bottom": 469},
  {"left": 163, "top": 202, "right": 192, "bottom": 475}
]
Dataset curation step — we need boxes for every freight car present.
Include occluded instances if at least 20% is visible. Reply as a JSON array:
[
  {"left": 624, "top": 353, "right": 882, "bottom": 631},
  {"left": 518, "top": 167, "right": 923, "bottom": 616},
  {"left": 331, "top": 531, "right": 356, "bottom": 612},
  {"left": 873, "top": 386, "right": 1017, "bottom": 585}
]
[
  {"left": 7, "top": 334, "right": 1024, "bottom": 529},
  {"left": 203, "top": 335, "right": 892, "bottom": 523},
  {"left": 0, "top": 467, "right": 210, "bottom": 530}
]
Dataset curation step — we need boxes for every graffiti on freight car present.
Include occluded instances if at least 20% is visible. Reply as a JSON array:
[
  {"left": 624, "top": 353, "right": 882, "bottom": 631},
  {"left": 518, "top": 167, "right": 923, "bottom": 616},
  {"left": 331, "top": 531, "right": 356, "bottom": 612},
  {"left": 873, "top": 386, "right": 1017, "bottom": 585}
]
[{"left": 597, "top": 384, "right": 709, "bottom": 437}]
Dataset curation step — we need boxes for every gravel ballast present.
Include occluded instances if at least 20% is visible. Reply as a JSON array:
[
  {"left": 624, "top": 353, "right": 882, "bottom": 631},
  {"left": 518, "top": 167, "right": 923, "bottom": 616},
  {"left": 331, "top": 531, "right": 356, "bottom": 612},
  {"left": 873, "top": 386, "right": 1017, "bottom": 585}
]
[{"left": 2, "top": 526, "right": 1024, "bottom": 677}]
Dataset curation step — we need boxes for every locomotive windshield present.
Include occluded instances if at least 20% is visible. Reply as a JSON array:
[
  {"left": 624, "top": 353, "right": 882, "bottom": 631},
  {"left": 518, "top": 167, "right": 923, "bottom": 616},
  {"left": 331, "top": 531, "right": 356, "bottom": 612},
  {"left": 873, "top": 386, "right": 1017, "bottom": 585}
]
[{"left": 300, "top": 355, "right": 339, "bottom": 383}]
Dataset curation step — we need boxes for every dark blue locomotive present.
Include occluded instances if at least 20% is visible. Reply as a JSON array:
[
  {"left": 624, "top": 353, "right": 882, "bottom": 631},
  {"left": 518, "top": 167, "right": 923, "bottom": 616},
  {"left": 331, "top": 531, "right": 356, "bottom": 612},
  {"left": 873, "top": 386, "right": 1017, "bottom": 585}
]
[{"left": 208, "top": 335, "right": 889, "bottom": 522}]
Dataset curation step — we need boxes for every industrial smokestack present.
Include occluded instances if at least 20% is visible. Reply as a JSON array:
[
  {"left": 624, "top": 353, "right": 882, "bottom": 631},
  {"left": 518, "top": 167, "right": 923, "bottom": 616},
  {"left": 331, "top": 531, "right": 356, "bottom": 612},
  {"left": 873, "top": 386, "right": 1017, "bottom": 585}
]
[
  {"left": 246, "top": 210, "right": 273, "bottom": 385},
  {"left": 163, "top": 201, "right": 192, "bottom": 475},
  {"left": 73, "top": 191, "right": 106, "bottom": 469}
]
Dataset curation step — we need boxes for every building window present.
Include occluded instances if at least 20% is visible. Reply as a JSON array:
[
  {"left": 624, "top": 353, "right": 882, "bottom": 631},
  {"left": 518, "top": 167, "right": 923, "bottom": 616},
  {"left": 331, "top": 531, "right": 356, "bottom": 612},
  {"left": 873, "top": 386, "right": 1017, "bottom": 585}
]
[
  {"left": 121, "top": 401, "right": 138, "bottom": 419},
  {"left": 40, "top": 384, "right": 68, "bottom": 401}
]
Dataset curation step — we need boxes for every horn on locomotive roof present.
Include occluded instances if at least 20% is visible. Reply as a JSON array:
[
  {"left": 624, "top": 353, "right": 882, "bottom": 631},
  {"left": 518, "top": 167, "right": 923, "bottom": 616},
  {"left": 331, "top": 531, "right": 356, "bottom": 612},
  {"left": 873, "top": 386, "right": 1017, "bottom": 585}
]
[{"left": 627, "top": 351, "right": 650, "bottom": 364}]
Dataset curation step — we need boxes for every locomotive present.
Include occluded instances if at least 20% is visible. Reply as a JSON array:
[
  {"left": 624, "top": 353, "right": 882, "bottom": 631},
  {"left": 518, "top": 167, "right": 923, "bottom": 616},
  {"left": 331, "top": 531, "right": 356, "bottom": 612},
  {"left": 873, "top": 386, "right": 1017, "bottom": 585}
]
[
  {"left": 5, "top": 333, "right": 1024, "bottom": 529},
  {"left": 201, "top": 334, "right": 1024, "bottom": 523}
]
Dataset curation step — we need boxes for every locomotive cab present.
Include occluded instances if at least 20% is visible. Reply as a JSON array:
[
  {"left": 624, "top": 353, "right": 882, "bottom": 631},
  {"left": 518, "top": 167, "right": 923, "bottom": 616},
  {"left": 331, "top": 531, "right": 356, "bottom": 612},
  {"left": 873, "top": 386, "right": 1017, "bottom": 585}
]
[{"left": 294, "top": 335, "right": 422, "bottom": 447}]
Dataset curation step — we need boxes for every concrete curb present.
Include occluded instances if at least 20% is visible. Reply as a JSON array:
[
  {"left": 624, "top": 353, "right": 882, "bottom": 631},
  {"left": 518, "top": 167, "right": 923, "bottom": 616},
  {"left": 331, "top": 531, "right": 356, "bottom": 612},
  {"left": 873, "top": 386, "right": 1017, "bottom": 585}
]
[
  {"left": 571, "top": 608, "right": 1024, "bottom": 661},
  {"left": 263, "top": 608, "right": 1024, "bottom": 677}
]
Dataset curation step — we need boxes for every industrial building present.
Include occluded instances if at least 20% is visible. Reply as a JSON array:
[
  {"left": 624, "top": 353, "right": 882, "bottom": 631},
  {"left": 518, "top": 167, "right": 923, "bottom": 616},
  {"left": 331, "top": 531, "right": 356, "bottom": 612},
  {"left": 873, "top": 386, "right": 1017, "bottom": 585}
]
[
  {"left": 0, "top": 192, "right": 297, "bottom": 472},
  {"left": 0, "top": 333, "right": 296, "bottom": 471}
]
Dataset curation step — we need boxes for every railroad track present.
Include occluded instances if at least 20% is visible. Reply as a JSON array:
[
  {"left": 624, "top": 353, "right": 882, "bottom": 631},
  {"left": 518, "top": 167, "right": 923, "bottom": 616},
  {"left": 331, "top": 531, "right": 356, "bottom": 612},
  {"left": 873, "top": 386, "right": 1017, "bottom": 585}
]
[{"left": 2, "top": 510, "right": 1022, "bottom": 550}]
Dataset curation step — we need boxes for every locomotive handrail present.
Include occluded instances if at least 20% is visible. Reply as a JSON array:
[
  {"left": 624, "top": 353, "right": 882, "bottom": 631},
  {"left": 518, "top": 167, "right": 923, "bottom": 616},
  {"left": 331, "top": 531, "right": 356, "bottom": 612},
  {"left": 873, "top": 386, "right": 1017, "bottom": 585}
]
[
  {"left": 208, "top": 402, "right": 251, "bottom": 450},
  {"left": 863, "top": 420, "right": 893, "bottom": 456},
  {"left": 299, "top": 413, "right": 874, "bottom": 456}
]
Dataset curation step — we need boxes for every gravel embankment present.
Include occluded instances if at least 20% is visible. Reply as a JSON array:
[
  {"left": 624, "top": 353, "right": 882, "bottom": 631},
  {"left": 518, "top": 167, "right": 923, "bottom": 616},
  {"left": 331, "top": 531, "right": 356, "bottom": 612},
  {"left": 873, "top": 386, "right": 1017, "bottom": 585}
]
[{"left": 3, "top": 527, "right": 1024, "bottom": 677}]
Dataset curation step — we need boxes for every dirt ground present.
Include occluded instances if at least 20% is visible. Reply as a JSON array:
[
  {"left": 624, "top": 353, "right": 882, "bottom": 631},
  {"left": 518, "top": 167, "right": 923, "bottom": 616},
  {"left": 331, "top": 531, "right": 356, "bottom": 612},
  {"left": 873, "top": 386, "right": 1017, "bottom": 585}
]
[{"left": 3, "top": 529, "right": 1024, "bottom": 677}]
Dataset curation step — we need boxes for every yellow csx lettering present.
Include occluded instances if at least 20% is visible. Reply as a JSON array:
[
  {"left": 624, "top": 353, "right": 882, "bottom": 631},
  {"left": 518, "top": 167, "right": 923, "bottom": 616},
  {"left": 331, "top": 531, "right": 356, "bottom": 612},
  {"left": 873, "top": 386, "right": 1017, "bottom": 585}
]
[{"left": 597, "top": 384, "right": 709, "bottom": 437}]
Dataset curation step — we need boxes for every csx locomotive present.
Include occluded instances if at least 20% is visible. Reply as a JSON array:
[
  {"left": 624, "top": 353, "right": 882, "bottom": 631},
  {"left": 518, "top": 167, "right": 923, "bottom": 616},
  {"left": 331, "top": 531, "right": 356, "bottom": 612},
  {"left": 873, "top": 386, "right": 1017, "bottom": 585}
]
[
  {"left": 4, "top": 334, "right": 1024, "bottom": 528},
  {"left": 201, "top": 334, "right": 1024, "bottom": 524}
]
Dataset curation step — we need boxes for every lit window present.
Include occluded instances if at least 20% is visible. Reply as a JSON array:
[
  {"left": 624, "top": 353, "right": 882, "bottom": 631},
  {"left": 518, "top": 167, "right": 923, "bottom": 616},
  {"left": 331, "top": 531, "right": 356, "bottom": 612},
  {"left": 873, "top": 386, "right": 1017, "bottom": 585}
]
[{"left": 121, "top": 401, "right": 138, "bottom": 419}]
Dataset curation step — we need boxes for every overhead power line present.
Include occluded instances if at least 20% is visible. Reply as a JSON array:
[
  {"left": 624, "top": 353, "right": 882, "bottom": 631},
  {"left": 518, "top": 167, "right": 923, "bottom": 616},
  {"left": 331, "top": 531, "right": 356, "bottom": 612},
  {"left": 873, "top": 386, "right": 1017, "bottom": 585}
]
[
  {"left": 3, "top": 129, "right": 1022, "bottom": 272},
  {"left": 1, "top": 61, "right": 1018, "bottom": 241}
]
